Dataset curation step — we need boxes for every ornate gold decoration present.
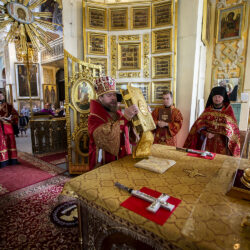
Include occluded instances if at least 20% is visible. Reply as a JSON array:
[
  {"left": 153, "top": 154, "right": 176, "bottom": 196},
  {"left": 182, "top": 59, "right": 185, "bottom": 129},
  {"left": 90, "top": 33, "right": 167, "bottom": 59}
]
[
  {"left": 152, "top": 81, "right": 172, "bottom": 103},
  {"left": 109, "top": 7, "right": 128, "bottom": 30},
  {"left": 87, "top": 57, "right": 107, "bottom": 76},
  {"left": 87, "top": 6, "right": 107, "bottom": 30},
  {"left": 118, "top": 35, "right": 140, "bottom": 41},
  {"left": 87, "top": 32, "right": 107, "bottom": 55},
  {"left": 130, "top": 82, "right": 151, "bottom": 103},
  {"left": 152, "top": 1, "right": 172, "bottom": 28},
  {"left": 15, "top": 41, "right": 38, "bottom": 63},
  {"left": 133, "top": 131, "right": 154, "bottom": 158},
  {"left": 121, "top": 85, "right": 155, "bottom": 134},
  {"left": 118, "top": 42, "right": 141, "bottom": 70},
  {"left": 111, "top": 35, "right": 117, "bottom": 78},
  {"left": 143, "top": 34, "right": 149, "bottom": 78},
  {"left": 152, "top": 55, "right": 172, "bottom": 79},
  {"left": 183, "top": 169, "right": 206, "bottom": 178},
  {"left": 241, "top": 167, "right": 250, "bottom": 188},
  {"left": 152, "top": 29, "right": 172, "bottom": 53},
  {"left": 131, "top": 6, "right": 150, "bottom": 29},
  {"left": 0, "top": 0, "right": 61, "bottom": 53},
  {"left": 64, "top": 49, "right": 102, "bottom": 174},
  {"left": 119, "top": 72, "right": 140, "bottom": 78}
]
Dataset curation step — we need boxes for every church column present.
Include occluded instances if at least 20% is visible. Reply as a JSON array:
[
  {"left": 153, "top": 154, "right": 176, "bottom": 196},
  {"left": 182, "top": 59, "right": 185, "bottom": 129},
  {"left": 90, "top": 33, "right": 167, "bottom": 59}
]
[{"left": 176, "top": 0, "right": 204, "bottom": 147}]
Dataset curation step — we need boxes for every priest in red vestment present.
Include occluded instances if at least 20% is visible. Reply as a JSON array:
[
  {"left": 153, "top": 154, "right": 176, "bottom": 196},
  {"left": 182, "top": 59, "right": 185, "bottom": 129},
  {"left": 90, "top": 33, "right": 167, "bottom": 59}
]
[
  {"left": 0, "top": 91, "right": 19, "bottom": 168},
  {"left": 184, "top": 86, "right": 240, "bottom": 157},
  {"left": 88, "top": 76, "right": 138, "bottom": 170},
  {"left": 152, "top": 91, "right": 183, "bottom": 146}
]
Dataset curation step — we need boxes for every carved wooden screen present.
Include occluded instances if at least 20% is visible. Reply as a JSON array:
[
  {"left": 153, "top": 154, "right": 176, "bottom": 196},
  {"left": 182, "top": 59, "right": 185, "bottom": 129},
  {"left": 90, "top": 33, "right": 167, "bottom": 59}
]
[{"left": 64, "top": 50, "right": 102, "bottom": 174}]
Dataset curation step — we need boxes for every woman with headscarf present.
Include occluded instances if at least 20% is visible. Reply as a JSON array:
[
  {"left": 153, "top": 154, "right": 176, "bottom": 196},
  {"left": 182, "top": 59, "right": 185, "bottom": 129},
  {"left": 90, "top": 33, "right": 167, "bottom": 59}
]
[{"left": 184, "top": 86, "right": 240, "bottom": 157}]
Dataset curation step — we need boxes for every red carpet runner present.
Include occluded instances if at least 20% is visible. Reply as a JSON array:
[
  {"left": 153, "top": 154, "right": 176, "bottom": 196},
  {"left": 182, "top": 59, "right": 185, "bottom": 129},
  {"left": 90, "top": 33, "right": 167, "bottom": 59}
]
[{"left": 0, "top": 152, "right": 66, "bottom": 196}]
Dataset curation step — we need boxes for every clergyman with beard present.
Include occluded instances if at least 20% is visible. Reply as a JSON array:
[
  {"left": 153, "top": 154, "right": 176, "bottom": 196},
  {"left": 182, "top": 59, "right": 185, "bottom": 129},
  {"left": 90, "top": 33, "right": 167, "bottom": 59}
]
[
  {"left": 184, "top": 86, "right": 240, "bottom": 157},
  {"left": 88, "top": 76, "right": 139, "bottom": 169}
]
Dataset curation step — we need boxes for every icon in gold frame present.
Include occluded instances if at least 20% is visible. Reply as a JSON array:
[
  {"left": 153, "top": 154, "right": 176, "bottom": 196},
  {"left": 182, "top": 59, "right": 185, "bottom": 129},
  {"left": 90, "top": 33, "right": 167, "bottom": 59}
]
[
  {"left": 216, "top": 4, "right": 244, "bottom": 43},
  {"left": 152, "top": 81, "right": 172, "bottom": 103},
  {"left": 152, "top": 55, "right": 172, "bottom": 79},
  {"left": 87, "top": 6, "right": 107, "bottom": 30},
  {"left": 88, "top": 32, "right": 107, "bottom": 55},
  {"left": 118, "top": 43, "right": 141, "bottom": 70},
  {"left": 152, "top": 1, "right": 172, "bottom": 28},
  {"left": 152, "top": 28, "right": 172, "bottom": 53},
  {"left": 109, "top": 8, "right": 128, "bottom": 30},
  {"left": 131, "top": 6, "right": 150, "bottom": 29}
]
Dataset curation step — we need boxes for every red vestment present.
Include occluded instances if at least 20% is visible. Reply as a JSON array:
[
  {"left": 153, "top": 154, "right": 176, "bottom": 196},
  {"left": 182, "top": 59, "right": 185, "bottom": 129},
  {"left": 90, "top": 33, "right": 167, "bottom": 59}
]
[
  {"left": 0, "top": 102, "right": 18, "bottom": 168},
  {"left": 88, "top": 100, "right": 132, "bottom": 170},
  {"left": 184, "top": 104, "right": 240, "bottom": 157},
  {"left": 152, "top": 105, "right": 183, "bottom": 146}
]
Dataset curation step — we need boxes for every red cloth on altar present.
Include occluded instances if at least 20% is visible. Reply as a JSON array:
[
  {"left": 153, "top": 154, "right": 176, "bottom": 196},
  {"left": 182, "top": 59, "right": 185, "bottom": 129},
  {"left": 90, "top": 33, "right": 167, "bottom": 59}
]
[
  {"left": 152, "top": 105, "right": 183, "bottom": 146},
  {"left": 187, "top": 151, "right": 216, "bottom": 160},
  {"left": 0, "top": 102, "right": 18, "bottom": 168},
  {"left": 121, "top": 187, "right": 181, "bottom": 225},
  {"left": 184, "top": 104, "right": 240, "bottom": 157},
  {"left": 88, "top": 100, "right": 132, "bottom": 170}
]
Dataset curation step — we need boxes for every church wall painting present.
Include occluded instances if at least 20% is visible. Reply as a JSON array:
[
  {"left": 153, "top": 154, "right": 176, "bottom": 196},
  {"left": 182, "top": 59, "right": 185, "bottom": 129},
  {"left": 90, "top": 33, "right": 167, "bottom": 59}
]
[
  {"left": 88, "top": 32, "right": 107, "bottom": 55},
  {"left": 109, "top": 8, "right": 128, "bottom": 30},
  {"left": 43, "top": 84, "right": 57, "bottom": 106},
  {"left": 217, "top": 4, "right": 243, "bottom": 42},
  {"left": 131, "top": 6, "right": 150, "bottom": 29},
  {"left": 118, "top": 43, "right": 141, "bottom": 70},
  {"left": 87, "top": 6, "right": 107, "bottom": 30},
  {"left": 15, "top": 63, "right": 39, "bottom": 99},
  {"left": 152, "top": 81, "right": 172, "bottom": 103}
]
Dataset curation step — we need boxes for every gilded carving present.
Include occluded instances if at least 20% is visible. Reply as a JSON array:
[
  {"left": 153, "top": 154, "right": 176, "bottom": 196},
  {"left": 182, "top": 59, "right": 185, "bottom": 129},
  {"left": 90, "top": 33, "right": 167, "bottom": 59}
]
[
  {"left": 143, "top": 34, "right": 149, "bottom": 78},
  {"left": 111, "top": 35, "right": 117, "bottom": 78},
  {"left": 119, "top": 72, "right": 140, "bottom": 78},
  {"left": 118, "top": 35, "right": 140, "bottom": 41},
  {"left": 15, "top": 41, "right": 38, "bottom": 63}
]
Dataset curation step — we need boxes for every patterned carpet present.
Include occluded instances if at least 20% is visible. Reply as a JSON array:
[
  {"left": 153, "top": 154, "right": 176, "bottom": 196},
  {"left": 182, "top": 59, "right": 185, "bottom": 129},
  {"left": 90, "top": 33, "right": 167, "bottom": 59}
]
[
  {"left": 36, "top": 151, "right": 67, "bottom": 165},
  {"left": 0, "top": 175, "right": 80, "bottom": 250},
  {"left": 0, "top": 152, "right": 66, "bottom": 196}
]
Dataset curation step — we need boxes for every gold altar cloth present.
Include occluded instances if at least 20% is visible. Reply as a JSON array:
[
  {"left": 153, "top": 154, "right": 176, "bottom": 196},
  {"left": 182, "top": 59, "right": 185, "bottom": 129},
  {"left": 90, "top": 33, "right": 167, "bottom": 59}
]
[{"left": 62, "top": 145, "right": 250, "bottom": 249}]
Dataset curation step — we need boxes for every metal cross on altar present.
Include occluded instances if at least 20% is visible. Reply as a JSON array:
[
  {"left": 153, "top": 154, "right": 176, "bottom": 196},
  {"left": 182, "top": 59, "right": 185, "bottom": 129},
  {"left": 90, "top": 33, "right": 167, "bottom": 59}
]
[{"left": 115, "top": 182, "right": 175, "bottom": 213}]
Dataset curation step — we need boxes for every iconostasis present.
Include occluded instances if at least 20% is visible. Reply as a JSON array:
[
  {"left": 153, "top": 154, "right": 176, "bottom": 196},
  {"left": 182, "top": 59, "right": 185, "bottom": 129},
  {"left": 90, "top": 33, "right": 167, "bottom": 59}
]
[{"left": 83, "top": 0, "right": 178, "bottom": 105}]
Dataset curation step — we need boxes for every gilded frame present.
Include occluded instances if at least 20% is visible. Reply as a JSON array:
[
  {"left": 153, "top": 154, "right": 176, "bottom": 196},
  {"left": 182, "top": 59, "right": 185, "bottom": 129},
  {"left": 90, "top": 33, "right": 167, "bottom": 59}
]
[
  {"left": 202, "top": 0, "right": 211, "bottom": 46},
  {"left": 43, "top": 84, "right": 57, "bottom": 106},
  {"left": 152, "top": 55, "right": 172, "bottom": 79},
  {"left": 109, "top": 8, "right": 128, "bottom": 30},
  {"left": 216, "top": 4, "right": 244, "bottom": 43},
  {"left": 130, "top": 82, "right": 151, "bottom": 103},
  {"left": 118, "top": 43, "right": 141, "bottom": 70},
  {"left": 87, "top": 32, "right": 107, "bottom": 55},
  {"left": 15, "top": 63, "right": 40, "bottom": 99},
  {"left": 87, "top": 6, "right": 107, "bottom": 30},
  {"left": 71, "top": 77, "right": 95, "bottom": 114},
  {"left": 152, "top": 81, "right": 172, "bottom": 103},
  {"left": 131, "top": 6, "right": 150, "bottom": 29},
  {"left": 5, "top": 84, "right": 13, "bottom": 104},
  {"left": 87, "top": 57, "right": 107, "bottom": 76},
  {"left": 18, "top": 99, "right": 41, "bottom": 113},
  {"left": 152, "top": 1, "right": 172, "bottom": 28},
  {"left": 42, "top": 66, "right": 56, "bottom": 85},
  {"left": 152, "top": 28, "right": 172, "bottom": 53}
]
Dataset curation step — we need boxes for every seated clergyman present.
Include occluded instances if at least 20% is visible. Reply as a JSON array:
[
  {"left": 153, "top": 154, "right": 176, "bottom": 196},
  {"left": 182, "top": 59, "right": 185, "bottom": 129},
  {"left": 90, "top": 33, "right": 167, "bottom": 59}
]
[
  {"left": 152, "top": 91, "right": 183, "bottom": 146},
  {"left": 184, "top": 86, "right": 240, "bottom": 157},
  {"left": 88, "top": 76, "right": 139, "bottom": 170}
]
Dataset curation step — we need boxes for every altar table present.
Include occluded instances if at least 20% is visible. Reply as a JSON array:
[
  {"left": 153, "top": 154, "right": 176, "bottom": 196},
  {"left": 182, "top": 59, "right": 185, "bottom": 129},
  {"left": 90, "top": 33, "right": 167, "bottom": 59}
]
[{"left": 62, "top": 145, "right": 250, "bottom": 249}]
